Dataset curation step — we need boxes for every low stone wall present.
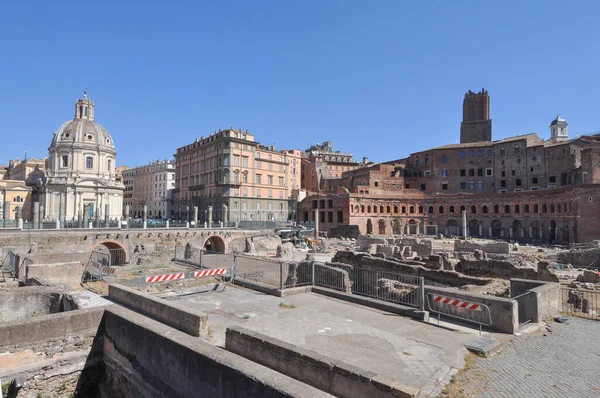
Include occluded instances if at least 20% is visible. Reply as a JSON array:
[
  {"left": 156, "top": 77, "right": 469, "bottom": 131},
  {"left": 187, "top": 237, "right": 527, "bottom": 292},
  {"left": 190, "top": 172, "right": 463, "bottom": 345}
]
[
  {"left": 455, "top": 240, "right": 511, "bottom": 254},
  {"left": 26, "top": 262, "right": 85, "bottom": 285},
  {"left": 456, "top": 258, "right": 537, "bottom": 280},
  {"left": 0, "top": 286, "right": 67, "bottom": 323},
  {"left": 101, "top": 305, "right": 329, "bottom": 398},
  {"left": 510, "top": 279, "right": 560, "bottom": 323},
  {"left": 333, "top": 251, "right": 493, "bottom": 288},
  {"left": 225, "top": 326, "right": 418, "bottom": 398},
  {"left": 557, "top": 246, "right": 600, "bottom": 268},
  {"left": 424, "top": 286, "right": 518, "bottom": 334},
  {"left": 23, "top": 251, "right": 89, "bottom": 265},
  {"left": 108, "top": 283, "right": 208, "bottom": 337}
]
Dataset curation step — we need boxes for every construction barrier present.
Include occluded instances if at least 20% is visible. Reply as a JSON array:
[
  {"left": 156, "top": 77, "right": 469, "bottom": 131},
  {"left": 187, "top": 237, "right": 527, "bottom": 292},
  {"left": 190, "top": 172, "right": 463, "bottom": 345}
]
[
  {"left": 145, "top": 272, "right": 186, "bottom": 283},
  {"left": 426, "top": 292, "right": 492, "bottom": 335},
  {"left": 91, "top": 261, "right": 116, "bottom": 275},
  {"left": 193, "top": 268, "right": 228, "bottom": 278}
]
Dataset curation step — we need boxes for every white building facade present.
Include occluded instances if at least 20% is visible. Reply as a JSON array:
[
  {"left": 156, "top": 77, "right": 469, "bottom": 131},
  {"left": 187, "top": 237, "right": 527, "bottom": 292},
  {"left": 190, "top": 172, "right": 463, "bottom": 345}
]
[
  {"left": 40, "top": 92, "right": 124, "bottom": 224},
  {"left": 122, "top": 160, "right": 176, "bottom": 219}
]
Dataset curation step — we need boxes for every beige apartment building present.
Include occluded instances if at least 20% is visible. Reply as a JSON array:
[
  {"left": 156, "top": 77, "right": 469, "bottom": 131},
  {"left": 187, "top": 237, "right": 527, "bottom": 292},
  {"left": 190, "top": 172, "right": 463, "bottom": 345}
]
[
  {"left": 174, "top": 128, "right": 301, "bottom": 224},
  {"left": 122, "top": 160, "right": 176, "bottom": 219}
]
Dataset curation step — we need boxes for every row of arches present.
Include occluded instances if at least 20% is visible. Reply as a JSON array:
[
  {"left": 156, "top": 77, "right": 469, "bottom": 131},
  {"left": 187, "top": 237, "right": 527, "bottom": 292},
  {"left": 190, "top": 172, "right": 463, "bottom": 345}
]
[{"left": 352, "top": 201, "right": 575, "bottom": 216}]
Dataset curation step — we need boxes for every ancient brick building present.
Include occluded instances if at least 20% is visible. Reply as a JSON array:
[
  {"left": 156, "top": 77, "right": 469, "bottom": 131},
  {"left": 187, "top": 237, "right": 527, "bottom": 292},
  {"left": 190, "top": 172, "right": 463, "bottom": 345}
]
[
  {"left": 299, "top": 89, "right": 600, "bottom": 243},
  {"left": 300, "top": 141, "right": 362, "bottom": 193}
]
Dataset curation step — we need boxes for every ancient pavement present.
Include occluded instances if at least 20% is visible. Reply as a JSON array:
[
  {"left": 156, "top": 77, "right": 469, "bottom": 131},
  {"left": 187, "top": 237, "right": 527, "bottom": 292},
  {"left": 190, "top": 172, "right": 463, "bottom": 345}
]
[
  {"left": 171, "top": 286, "right": 485, "bottom": 397},
  {"left": 447, "top": 317, "right": 600, "bottom": 397}
]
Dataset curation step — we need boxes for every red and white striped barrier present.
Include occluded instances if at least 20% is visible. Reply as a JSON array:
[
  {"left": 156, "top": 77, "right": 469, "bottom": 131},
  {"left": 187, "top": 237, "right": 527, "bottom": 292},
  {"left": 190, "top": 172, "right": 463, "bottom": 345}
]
[
  {"left": 193, "top": 268, "right": 228, "bottom": 278},
  {"left": 145, "top": 273, "right": 186, "bottom": 283},
  {"left": 91, "top": 261, "right": 116, "bottom": 275},
  {"left": 433, "top": 294, "right": 481, "bottom": 311}
]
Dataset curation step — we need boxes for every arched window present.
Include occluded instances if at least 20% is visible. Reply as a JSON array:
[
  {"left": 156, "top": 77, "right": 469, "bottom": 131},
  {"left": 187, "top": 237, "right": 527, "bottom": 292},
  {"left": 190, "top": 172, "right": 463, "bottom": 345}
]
[
  {"left": 402, "top": 206, "right": 406, "bottom": 213},
  {"left": 409, "top": 206, "right": 415, "bottom": 213},
  {"left": 438, "top": 206, "right": 444, "bottom": 214},
  {"left": 428, "top": 206, "right": 434, "bottom": 213},
  {"left": 380, "top": 206, "right": 384, "bottom": 213},
  {"left": 460, "top": 205, "right": 466, "bottom": 213},
  {"left": 360, "top": 205, "right": 365, "bottom": 213},
  {"left": 449, "top": 206, "right": 455, "bottom": 214},
  {"left": 86, "top": 156, "right": 94, "bottom": 169},
  {"left": 534, "top": 204, "right": 539, "bottom": 213},
  {"left": 418, "top": 206, "right": 423, "bottom": 213},
  {"left": 493, "top": 205, "right": 499, "bottom": 214},
  {"left": 394, "top": 206, "right": 398, "bottom": 214},
  {"left": 367, "top": 205, "right": 371, "bottom": 213},
  {"left": 542, "top": 204, "right": 547, "bottom": 213},
  {"left": 514, "top": 205, "right": 520, "bottom": 213},
  {"left": 471, "top": 205, "right": 477, "bottom": 214},
  {"left": 557, "top": 203, "right": 561, "bottom": 213},
  {"left": 550, "top": 204, "right": 555, "bottom": 213},
  {"left": 84, "top": 107, "right": 88, "bottom": 116},
  {"left": 482, "top": 205, "right": 488, "bottom": 214},
  {"left": 504, "top": 205, "right": 510, "bottom": 213},
  {"left": 387, "top": 206, "right": 391, "bottom": 213}
]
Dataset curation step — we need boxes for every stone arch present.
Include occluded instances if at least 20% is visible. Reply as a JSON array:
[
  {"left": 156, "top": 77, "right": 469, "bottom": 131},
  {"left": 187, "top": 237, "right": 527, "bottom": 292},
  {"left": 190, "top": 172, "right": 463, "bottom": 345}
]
[
  {"left": 392, "top": 218, "right": 402, "bottom": 234},
  {"left": 360, "top": 205, "right": 365, "bottom": 213},
  {"left": 530, "top": 220, "right": 542, "bottom": 239},
  {"left": 91, "top": 239, "right": 128, "bottom": 266},
  {"left": 407, "top": 219, "right": 418, "bottom": 234},
  {"left": 378, "top": 219, "right": 386, "bottom": 235},
  {"left": 491, "top": 219, "right": 503, "bottom": 237},
  {"left": 445, "top": 219, "right": 459, "bottom": 235},
  {"left": 468, "top": 219, "right": 481, "bottom": 236},
  {"left": 204, "top": 235, "right": 226, "bottom": 253},
  {"left": 366, "top": 219, "right": 373, "bottom": 235},
  {"left": 550, "top": 220, "right": 557, "bottom": 242},
  {"left": 512, "top": 219, "right": 524, "bottom": 239}
]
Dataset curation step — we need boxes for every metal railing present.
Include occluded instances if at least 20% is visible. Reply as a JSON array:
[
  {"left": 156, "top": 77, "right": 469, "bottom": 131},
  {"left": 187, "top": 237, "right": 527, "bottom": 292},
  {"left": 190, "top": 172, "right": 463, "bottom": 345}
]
[
  {"left": 426, "top": 292, "right": 492, "bottom": 335},
  {"left": 561, "top": 287, "right": 599, "bottom": 320},
  {"left": 90, "top": 248, "right": 128, "bottom": 267}
]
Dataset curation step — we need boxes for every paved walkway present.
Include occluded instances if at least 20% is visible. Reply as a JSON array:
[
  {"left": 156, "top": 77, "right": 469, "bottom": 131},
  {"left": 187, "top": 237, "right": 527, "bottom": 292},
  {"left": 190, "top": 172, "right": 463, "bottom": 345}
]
[
  {"left": 450, "top": 317, "right": 600, "bottom": 398},
  {"left": 173, "top": 285, "right": 483, "bottom": 396}
]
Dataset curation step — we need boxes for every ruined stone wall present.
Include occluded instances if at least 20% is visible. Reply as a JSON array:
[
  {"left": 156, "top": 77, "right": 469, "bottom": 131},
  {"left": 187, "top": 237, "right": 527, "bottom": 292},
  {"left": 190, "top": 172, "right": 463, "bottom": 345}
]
[
  {"left": 0, "top": 286, "right": 67, "bottom": 323},
  {"left": 330, "top": 224, "right": 360, "bottom": 239},
  {"left": 332, "top": 251, "right": 493, "bottom": 287},
  {"left": 557, "top": 246, "right": 600, "bottom": 268},
  {"left": 454, "top": 240, "right": 510, "bottom": 254}
]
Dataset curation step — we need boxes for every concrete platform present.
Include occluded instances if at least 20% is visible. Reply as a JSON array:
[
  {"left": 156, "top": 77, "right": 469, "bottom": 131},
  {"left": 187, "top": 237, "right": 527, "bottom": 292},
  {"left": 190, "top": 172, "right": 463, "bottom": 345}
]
[{"left": 170, "top": 284, "right": 486, "bottom": 397}]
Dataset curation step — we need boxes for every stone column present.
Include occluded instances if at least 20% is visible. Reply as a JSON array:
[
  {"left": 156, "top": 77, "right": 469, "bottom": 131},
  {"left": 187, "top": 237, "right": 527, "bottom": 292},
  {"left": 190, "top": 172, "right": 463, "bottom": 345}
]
[
  {"left": 58, "top": 192, "right": 66, "bottom": 229},
  {"left": 479, "top": 224, "right": 482, "bottom": 236},
  {"left": 509, "top": 227, "right": 513, "bottom": 238},
  {"left": 33, "top": 202, "right": 40, "bottom": 229},
  {"left": 528, "top": 227, "right": 532, "bottom": 238},
  {"left": 415, "top": 221, "right": 420, "bottom": 235},
  {"left": 143, "top": 205, "right": 148, "bottom": 229},
  {"left": 313, "top": 208, "right": 319, "bottom": 240},
  {"left": 208, "top": 206, "right": 213, "bottom": 228},
  {"left": 193, "top": 206, "right": 198, "bottom": 226},
  {"left": 462, "top": 210, "right": 467, "bottom": 237},
  {"left": 125, "top": 204, "right": 130, "bottom": 225},
  {"left": 488, "top": 226, "right": 492, "bottom": 236},
  {"left": 39, "top": 206, "right": 44, "bottom": 228},
  {"left": 105, "top": 204, "right": 110, "bottom": 228},
  {"left": 223, "top": 204, "right": 228, "bottom": 226}
]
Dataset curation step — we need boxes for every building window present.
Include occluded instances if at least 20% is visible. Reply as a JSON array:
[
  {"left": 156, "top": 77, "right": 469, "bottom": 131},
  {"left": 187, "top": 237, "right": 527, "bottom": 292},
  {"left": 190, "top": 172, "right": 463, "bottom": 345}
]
[
  {"left": 439, "top": 206, "right": 444, "bottom": 214},
  {"left": 469, "top": 182, "right": 474, "bottom": 190},
  {"left": 108, "top": 159, "right": 112, "bottom": 170},
  {"left": 524, "top": 204, "right": 530, "bottom": 213},
  {"left": 449, "top": 206, "right": 455, "bottom": 214},
  {"left": 486, "top": 168, "right": 492, "bottom": 176},
  {"left": 86, "top": 156, "right": 93, "bottom": 169},
  {"left": 256, "top": 174, "right": 262, "bottom": 184},
  {"left": 487, "top": 149, "right": 492, "bottom": 157},
  {"left": 257, "top": 189, "right": 261, "bottom": 198},
  {"left": 460, "top": 151, "right": 465, "bottom": 158},
  {"left": 532, "top": 177, "right": 538, "bottom": 184},
  {"left": 268, "top": 175, "right": 273, "bottom": 185},
  {"left": 482, "top": 205, "right": 488, "bottom": 214},
  {"left": 477, "top": 182, "right": 483, "bottom": 190},
  {"left": 477, "top": 168, "right": 483, "bottom": 176},
  {"left": 469, "top": 169, "right": 475, "bottom": 177},
  {"left": 442, "top": 169, "right": 448, "bottom": 177},
  {"left": 493, "top": 205, "right": 499, "bottom": 213},
  {"left": 460, "top": 169, "right": 466, "bottom": 177},
  {"left": 425, "top": 157, "right": 430, "bottom": 165},
  {"left": 500, "top": 180, "right": 506, "bottom": 187},
  {"left": 468, "top": 150, "right": 474, "bottom": 158},
  {"left": 442, "top": 183, "right": 448, "bottom": 190},
  {"left": 500, "top": 148, "right": 505, "bottom": 156},
  {"left": 549, "top": 176, "right": 556, "bottom": 183},
  {"left": 61, "top": 155, "right": 68, "bottom": 168},
  {"left": 279, "top": 176, "right": 284, "bottom": 186},
  {"left": 516, "top": 179, "right": 522, "bottom": 186},
  {"left": 460, "top": 182, "right": 466, "bottom": 189},
  {"left": 415, "top": 159, "right": 420, "bottom": 166},
  {"left": 441, "top": 154, "right": 448, "bottom": 163},
  {"left": 477, "top": 150, "right": 483, "bottom": 157},
  {"left": 268, "top": 190, "right": 273, "bottom": 198}
]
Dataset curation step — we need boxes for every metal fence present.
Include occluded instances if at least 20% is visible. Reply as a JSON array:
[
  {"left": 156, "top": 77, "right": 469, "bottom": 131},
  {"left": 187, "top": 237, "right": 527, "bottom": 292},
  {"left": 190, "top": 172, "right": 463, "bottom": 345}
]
[
  {"left": 561, "top": 287, "right": 600, "bottom": 320},
  {"left": 233, "top": 255, "right": 283, "bottom": 287},
  {"left": 90, "top": 248, "right": 127, "bottom": 267},
  {"left": 426, "top": 292, "right": 492, "bottom": 335}
]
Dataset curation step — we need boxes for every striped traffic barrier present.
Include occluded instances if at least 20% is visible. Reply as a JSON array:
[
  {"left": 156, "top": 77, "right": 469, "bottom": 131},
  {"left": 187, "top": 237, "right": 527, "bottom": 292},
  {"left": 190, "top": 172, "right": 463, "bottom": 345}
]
[
  {"left": 145, "top": 272, "right": 186, "bottom": 283},
  {"left": 90, "top": 261, "right": 116, "bottom": 275},
  {"left": 193, "top": 268, "right": 228, "bottom": 278},
  {"left": 433, "top": 294, "right": 481, "bottom": 311}
]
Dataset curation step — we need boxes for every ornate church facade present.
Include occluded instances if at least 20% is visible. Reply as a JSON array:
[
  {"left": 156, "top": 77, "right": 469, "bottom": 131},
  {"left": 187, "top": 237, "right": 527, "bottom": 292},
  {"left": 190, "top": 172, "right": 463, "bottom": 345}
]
[{"left": 40, "top": 93, "right": 124, "bottom": 224}]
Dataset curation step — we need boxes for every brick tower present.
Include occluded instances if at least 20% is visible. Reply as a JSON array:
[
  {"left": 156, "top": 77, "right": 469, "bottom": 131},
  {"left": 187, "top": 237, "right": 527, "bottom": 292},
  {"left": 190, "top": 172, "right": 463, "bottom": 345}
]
[{"left": 460, "top": 88, "right": 492, "bottom": 143}]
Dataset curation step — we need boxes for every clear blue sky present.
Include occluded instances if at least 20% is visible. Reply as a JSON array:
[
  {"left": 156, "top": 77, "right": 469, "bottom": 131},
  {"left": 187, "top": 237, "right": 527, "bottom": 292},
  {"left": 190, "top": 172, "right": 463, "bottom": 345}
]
[{"left": 1, "top": 1, "right": 599, "bottom": 167}]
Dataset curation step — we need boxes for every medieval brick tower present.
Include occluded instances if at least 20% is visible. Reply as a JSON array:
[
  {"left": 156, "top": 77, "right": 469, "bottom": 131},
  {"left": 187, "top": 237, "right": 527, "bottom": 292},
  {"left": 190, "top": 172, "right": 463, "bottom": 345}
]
[{"left": 460, "top": 88, "right": 492, "bottom": 143}]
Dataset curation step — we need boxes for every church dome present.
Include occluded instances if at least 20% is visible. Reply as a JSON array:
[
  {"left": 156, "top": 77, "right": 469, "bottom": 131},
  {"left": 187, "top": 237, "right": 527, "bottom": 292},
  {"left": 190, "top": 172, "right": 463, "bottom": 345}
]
[{"left": 50, "top": 92, "right": 116, "bottom": 150}]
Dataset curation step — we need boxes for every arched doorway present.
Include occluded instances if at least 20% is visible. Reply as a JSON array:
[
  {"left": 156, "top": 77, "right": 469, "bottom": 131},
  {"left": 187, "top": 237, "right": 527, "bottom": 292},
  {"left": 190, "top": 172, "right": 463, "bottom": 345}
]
[
  {"left": 92, "top": 241, "right": 128, "bottom": 266},
  {"left": 378, "top": 219, "right": 386, "bottom": 235},
  {"left": 445, "top": 219, "right": 459, "bottom": 235},
  {"left": 204, "top": 236, "right": 226, "bottom": 253},
  {"left": 550, "top": 220, "right": 557, "bottom": 242},
  {"left": 366, "top": 219, "right": 373, "bottom": 235},
  {"left": 530, "top": 220, "right": 542, "bottom": 239},
  {"left": 391, "top": 218, "right": 402, "bottom": 234},
  {"left": 468, "top": 219, "right": 480, "bottom": 236},
  {"left": 491, "top": 219, "right": 503, "bottom": 237},
  {"left": 512, "top": 220, "right": 524, "bottom": 239},
  {"left": 408, "top": 219, "right": 418, "bottom": 234}
]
